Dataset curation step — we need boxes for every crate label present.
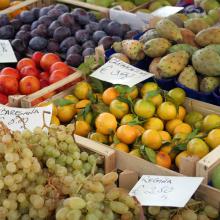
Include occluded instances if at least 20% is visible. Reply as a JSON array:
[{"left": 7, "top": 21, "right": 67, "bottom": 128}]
[
  {"left": 129, "top": 175, "right": 203, "bottom": 207},
  {"left": 0, "top": 40, "right": 17, "bottom": 63},
  {"left": 0, "top": 105, "right": 52, "bottom": 132},
  {"left": 90, "top": 58, "right": 153, "bottom": 87},
  {"left": 151, "top": 6, "right": 184, "bottom": 17}
]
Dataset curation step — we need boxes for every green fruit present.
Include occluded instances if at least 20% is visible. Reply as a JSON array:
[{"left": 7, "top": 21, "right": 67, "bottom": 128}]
[
  {"left": 204, "top": 205, "right": 219, "bottom": 218},
  {"left": 200, "top": 77, "right": 220, "bottom": 93},
  {"left": 202, "top": 15, "right": 216, "bottom": 26},
  {"left": 168, "top": 88, "right": 186, "bottom": 105},
  {"left": 211, "top": 164, "right": 220, "bottom": 190},
  {"left": 202, "top": 114, "right": 220, "bottom": 131},
  {"left": 168, "top": 44, "right": 198, "bottom": 57},
  {"left": 148, "top": 206, "right": 160, "bottom": 216},
  {"left": 184, "top": 18, "right": 210, "bottom": 34},
  {"left": 181, "top": 209, "right": 197, "bottom": 220},
  {"left": 201, "top": 0, "right": 220, "bottom": 12},
  {"left": 208, "top": 8, "right": 220, "bottom": 22},
  {"left": 197, "top": 214, "right": 209, "bottom": 220},
  {"left": 184, "top": 111, "right": 204, "bottom": 128}
]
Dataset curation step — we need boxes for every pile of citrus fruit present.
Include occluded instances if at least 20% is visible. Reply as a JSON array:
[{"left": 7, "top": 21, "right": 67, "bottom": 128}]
[{"left": 41, "top": 81, "right": 220, "bottom": 170}]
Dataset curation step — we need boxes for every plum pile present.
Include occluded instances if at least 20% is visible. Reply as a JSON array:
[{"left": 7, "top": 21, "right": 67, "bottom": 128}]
[{"left": 0, "top": 4, "right": 139, "bottom": 67}]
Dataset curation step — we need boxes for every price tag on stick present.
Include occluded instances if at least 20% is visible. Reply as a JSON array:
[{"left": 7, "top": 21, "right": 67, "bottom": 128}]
[
  {"left": 0, "top": 40, "right": 17, "bottom": 63},
  {"left": 129, "top": 175, "right": 203, "bottom": 207},
  {"left": 0, "top": 105, "right": 52, "bottom": 131},
  {"left": 90, "top": 58, "right": 154, "bottom": 87}
]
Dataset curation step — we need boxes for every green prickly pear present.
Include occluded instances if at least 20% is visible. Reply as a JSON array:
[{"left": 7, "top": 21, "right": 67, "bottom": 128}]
[
  {"left": 205, "top": 44, "right": 220, "bottom": 55},
  {"left": 121, "top": 40, "right": 145, "bottom": 61},
  {"left": 109, "top": 53, "right": 130, "bottom": 64},
  {"left": 156, "top": 18, "right": 182, "bottom": 42},
  {"left": 112, "top": 42, "right": 123, "bottom": 53},
  {"left": 168, "top": 44, "right": 198, "bottom": 57},
  {"left": 157, "top": 51, "right": 189, "bottom": 78},
  {"left": 192, "top": 47, "right": 220, "bottom": 76},
  {"left": 200, "top": 77, "right": 220, "bottom": 93},
  {"left": 178, "top": 66, "right": 199, "bottom": 91},
  {"left": 184, "top": 18, "right": 210, "bottom": 34},
  {"left": 195, "top": 27, "right": 220, "bottom": 47},
  {"left": 139, "top": 29, "right": 161, "bottom": 44},
  {"left": 143, "top": 38, "right": 171, "bottom": 58}
]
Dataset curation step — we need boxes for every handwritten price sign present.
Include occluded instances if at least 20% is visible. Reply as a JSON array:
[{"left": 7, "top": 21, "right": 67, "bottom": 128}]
[
  {"left": 90, "top": 58, "right": 153, "bottom": 87},
  {"left": 0, "top": 40, "right": 17, "bottom": 63},
  {"left": 0, "top": 105, "right": 52, "bottom": 131},
  {"left": 129, "top": 175, "right": 203, "bottom": 207}
]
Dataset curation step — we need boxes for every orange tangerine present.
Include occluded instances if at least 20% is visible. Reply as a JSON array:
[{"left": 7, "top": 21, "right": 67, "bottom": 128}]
[
  {"left": 75, "top": 99, "right": 91, "bottom": 113},
  {"left": 116, "top": 125, "right": 137, "bottom": 144},
  {"left": 89, "top": 132, "right": 108, "bottom": 144},
  {"left": 110, "top": 99, "right": 129, "bottom": 119},
  {"left": 74, "top": 121, "right": 91, "bottom": 137},
  {"left": 165, "top": 119, "right": 183, "bottom": 135},
  {"left": 175, "top": 150, "right": 189, "bottom": 169},
  {"left": 156, "top": 151, "right": 172, "bottom": 169},
  {"left": 173, "top": 123, "right": 192, "bottom": 135},
  {"left": 158, "top": 131, "right": 171, "bottom": 142},
  {"left": 160, "top": 144, "right": 177, "bottom": 160},
  {"left": 102, "top": 87, "right": 119, "bottom": 105},
  {"left": 157, "top": 102, "right": 177, "bottom": 120},
  {"left": 114, "top": 143, "right": 129, "bottom": 153},
  {"left": 121, "top": 114, "right": 136, "bottom": 125},
  {"left": 144, "top": 117, "right": 164, "bottom": 131},
  {"left": 176, "top": 106, "right": 186, "bottom": 121},
  {"left": 73, "top": 81, "right": 92, "bottom": 100},
  {"left": 133, "top": 125, "right": 145, "bottom": 137},
  {"left": 141, "top": 129, "right": 162, "bottom": 150}
]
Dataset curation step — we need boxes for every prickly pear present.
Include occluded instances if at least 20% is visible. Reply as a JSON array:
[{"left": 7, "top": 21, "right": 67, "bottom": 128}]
[
  {"left": 157, "top": 51, "right": 189, "bottom": 78},
  {"left": 192, "top": 47, "right": 220, "bottom": 76},
  {"left": 109, "top": 53, "right": 130, "bottom": 64},
  {"left": 180, "top": 28, "right": 198, "bottom": 47},
  {"left": 143, "top": 38, "right": 171, "bottom": 58},
  {"left": 200, "top": 76, "right": 220, "bottom": 93},
  {"left": 195, "top": 27, "right": 220, "bottom": 47},
  {"left": 156, "top": 18, "right": 182, "bottom": 42},
  {"left": 149, "top": 57, "right": 161, "bottom": 78},
  {"left": 121, "top": 40, "right": 145, "bottom": 61},
  {"left": 184, "top": 18, "right": 209, "bottom": 34},
  {"left": 168, "top": 44, "right": 198, "bottom": 56},
  {"left": 167, "top": 14, "right": 184, "bottom": 27},
  {"left": 112, "top": 41, "right": 123, "bottom": 53},
  {"left": 205, "top": 44, "right": 220, "bottom": 55},
  {"left": 139, "top": 29, "right": 160, "bottom": 44},
  {"left": 178, "top": 66, "right": 199, "bottom": 91}
]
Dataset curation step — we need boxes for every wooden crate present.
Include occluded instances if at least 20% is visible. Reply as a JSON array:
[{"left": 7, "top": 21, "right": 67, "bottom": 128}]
[
  {"left": 75, "top": 134, "right": 116, "bottom": 174},
  {"left": 0, "top": 0, "right": 109, "bottom": 16}
]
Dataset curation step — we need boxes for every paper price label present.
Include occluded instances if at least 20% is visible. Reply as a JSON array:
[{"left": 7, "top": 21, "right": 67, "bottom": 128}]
[
  {"left": 0, "top": 105, "right": 52, "bottom": 132},
  {"left": 91, "top": 58, "right": 153, "bottom": 87},
  {"left": 129, "top": 175, "right": 203, "bottom": 207},
  {"left": 0, "top": 40, "right": 17, "bottom": 63}
]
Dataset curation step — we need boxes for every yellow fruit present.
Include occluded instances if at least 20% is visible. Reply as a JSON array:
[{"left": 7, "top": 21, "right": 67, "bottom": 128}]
[
  {"left": 50, "top": 115, "right": 60, "bottom": 126},
  {"left": 165, "top": 119, "right": 183, "bottom": 134},
  {"left": 173, "top": 133, "right": 188, "bottom": 143},
  {"left": 57, "top": 105, "right": 76, "bottom": 123},
  {"left": 129, "top": 149, "right": 142, "bottom": 158},
  {"left": 38, "top": 102, "right": 57, "bottom": 116},
  {"left": 176, "top": 106, "right": 186, "bottom": 121},
  {"left": 89, "top": 132, "right": 108, "bottom": 144},
  {"left": 175, "top": 151, "right": 189, "bottom": 168},
  {"left": 95, "top": 112, "right": 118, "bottom": 135},
  {"left": 116, "top": 125, "right": 137, "bottom": 144},
  {"left": 173, "top": 123, "right": 192, "bottom": 135},
  {"left": 73, "top": 81, "right": 92, "bottom": 100},
  {"left": 77, "top": 112, "right": 93, "bottom": 124},
  {"left": 187, "top": 138, "right": 209, "bottom": 159},
  {"left": 121, "top": 114, "right": 136, "bottom": 125},
  {"left": 74, "top": 121, "right": 91, "bottom": 137},
  {"left": 75, "top": 100, "right": 91, "bottom": 113},
  {"left": 202, "top": 114, "right": 220, "bottom": 132},
  {"left": 205, "top": 129, "right": 220, "bottom": 149},
  {"left": 114, "top": 143, "right": 129, "bottom": 153},
  {"left": 144, "top": 117, "right": 164, "bottom": 131},
  {"left": 134, "top": 99, "right": 155, "bottom": 119},
  {"left": 110, "top": 99, "right": 129, "bottom": 119},
  {"left": 146, "top": 94, "right": 163, "bottom": 107},
  {"left": 125, "top": 86, "right": 138, "bottom": 100},
  {"left": 0, "top": 0, "right": 10, "bottom": 9},
  {"left": 157, "top": 102, "right": 177, "bottom": 120},
  {"left": 158, "top": 131, "right": 171, "bottom": 142},
  {"left": 160, "top": 144, "right": 177, "bottom": 160},
  {"left": 141, "top": 129, "right": 162, "bottom": 150},
  {"left": 102, "top": 87, "right": 119, "bottom": 105},
  {"left": 64, "top": 94, "right": 79, "bottom": 103},
  {"left": 168, "top": 88, "right": 186, "bottom": 105},
  {"left": 141, "top": 82, "right": 159, "bottom": 97}
]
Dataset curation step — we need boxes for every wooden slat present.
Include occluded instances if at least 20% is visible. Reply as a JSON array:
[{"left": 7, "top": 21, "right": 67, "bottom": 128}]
[
  {"left": 196, "top": 146, "right": 220, "bottom": 184},
  {"left": 129, "top": 0, "right": 154, "bottom": 13},
  {"left": 74, "top": 135, "right": 116, "bottom": 174},
  {"left": 21, "top": 71, "right": 82, "bottom": 107}
]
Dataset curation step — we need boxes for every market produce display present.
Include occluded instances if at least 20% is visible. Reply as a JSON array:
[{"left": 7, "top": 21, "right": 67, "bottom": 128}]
[
  {"left": 44, "top": 80, "right": 220, "bottom": 176},
  {"left": 0, "top": 3, "right": 139, "bottom": 68}
]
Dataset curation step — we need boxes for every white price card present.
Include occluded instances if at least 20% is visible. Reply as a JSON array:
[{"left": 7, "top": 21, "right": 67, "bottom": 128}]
[
  {"left": 0, "top": 40, "right": 17, "bottom": 63},
  {"left": 151, "top": 6, "right": 184, "bottom": 17},
  {"left": 90, "top": 58, "right": 153, "bottom": 87},
  {"left": 129, "top": 175, "right": 203, "bottom": 207},
  {"left": 0, "top": 105, "right": 52, "bottom": 132}
]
